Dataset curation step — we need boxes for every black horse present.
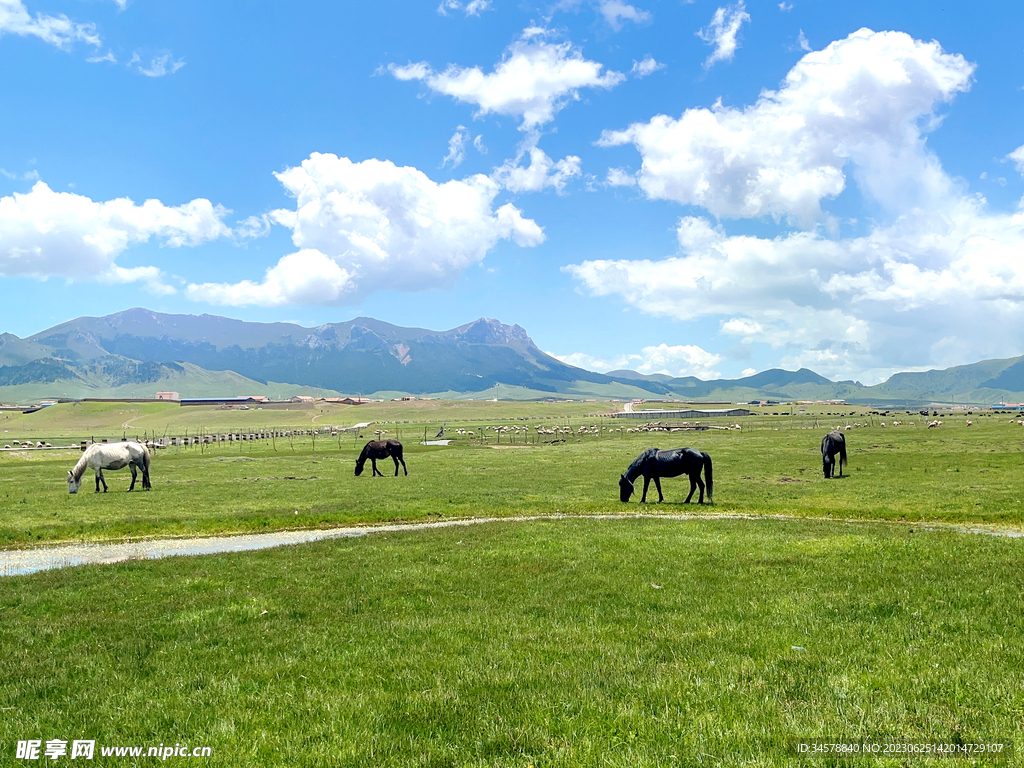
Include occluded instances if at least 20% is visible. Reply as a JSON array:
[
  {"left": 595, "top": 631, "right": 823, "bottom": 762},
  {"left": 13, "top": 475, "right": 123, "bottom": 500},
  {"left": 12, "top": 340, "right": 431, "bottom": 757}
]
[
  {"left": 619, "top": 447, "right": 713, "bottom": 504},
  {"left": 821, "top": 430, "right": 847, "bottom": 478},
  {"left": 355, "top": 439, "right": 408, "bottom": 477}
]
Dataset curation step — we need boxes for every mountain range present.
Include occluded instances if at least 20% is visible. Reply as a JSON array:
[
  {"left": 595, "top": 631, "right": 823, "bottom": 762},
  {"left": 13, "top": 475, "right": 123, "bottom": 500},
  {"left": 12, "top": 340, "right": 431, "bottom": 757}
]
[{"left": 1, "top": 308, "right": 1023, "bottom": 405}]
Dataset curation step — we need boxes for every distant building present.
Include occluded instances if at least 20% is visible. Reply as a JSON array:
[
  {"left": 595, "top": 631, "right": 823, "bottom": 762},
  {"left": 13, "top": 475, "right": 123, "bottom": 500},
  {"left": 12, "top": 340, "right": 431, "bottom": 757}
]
[
  {"left": 613, "top": 407, "right": 751, "bottom": 419},
  {"left": 338, "top": 397, "right": 371, "bottom": 405},
  {"left": 155, "top": 391, "right": 180, "bottom": 401},
  {"left": 180, "top": 397, "right": 260, "bottom": 407},
  {"left": 289, "top": 395, "right": 315, "bottom": 403}
]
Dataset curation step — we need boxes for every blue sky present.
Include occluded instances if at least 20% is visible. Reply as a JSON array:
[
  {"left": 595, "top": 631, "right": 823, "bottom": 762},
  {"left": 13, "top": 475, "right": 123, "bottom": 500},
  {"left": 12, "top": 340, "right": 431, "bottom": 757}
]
[{"left": 1, "top": 0, "right": 1022, "bottom": 383}]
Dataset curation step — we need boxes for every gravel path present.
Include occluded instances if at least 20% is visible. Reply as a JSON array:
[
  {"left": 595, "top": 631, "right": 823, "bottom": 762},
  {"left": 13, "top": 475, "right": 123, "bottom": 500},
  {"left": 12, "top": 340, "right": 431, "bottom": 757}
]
[{"left": 1, "top": 513, "right": 1020, "bottom": 578}]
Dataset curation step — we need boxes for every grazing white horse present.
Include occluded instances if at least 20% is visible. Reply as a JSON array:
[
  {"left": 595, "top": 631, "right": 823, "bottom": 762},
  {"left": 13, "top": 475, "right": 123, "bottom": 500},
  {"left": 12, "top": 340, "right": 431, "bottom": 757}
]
[{"left": 68, "top": 442, "right": 152, "bottom": 494}]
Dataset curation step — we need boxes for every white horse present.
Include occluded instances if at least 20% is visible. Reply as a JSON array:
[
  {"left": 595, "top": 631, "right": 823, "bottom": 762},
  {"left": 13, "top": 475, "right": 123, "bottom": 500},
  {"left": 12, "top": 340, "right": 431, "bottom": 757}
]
[{"left": 68, "top": 442, "right": 152, "bottom": 494}]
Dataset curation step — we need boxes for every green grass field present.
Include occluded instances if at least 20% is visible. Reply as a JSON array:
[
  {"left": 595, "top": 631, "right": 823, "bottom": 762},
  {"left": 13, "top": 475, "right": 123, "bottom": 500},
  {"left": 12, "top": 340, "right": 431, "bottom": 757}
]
[
  {"left": 1, "top": 401, "right": 1022, "bottom": 766},
  {"left": 0, "top": 405, "right": 1020, "bottom": 547},
  {"left": 1, "top": 518, "right": 1021, "bottom": 766}
]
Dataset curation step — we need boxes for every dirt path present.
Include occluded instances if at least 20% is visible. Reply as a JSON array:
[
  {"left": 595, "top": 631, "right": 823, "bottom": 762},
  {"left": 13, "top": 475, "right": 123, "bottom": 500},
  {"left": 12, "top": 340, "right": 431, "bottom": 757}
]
[{"left": 1, "top": 513, "right": 1021, "bottom": 578}]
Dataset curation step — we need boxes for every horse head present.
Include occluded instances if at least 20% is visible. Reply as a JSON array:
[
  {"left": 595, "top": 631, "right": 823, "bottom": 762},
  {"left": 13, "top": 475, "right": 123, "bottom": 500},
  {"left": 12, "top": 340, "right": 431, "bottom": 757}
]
[
  {"left": 618, "top": 474, "right": 634, "bottom": 503},
  {"left": 354, "top": 457, "right": 365, "bottom": 476},
  {"left": 822, "top": 455, "right": 833, "bottom": 479},
  {"left": 67, "top": 470, "right": 81, "bottom": 494}
]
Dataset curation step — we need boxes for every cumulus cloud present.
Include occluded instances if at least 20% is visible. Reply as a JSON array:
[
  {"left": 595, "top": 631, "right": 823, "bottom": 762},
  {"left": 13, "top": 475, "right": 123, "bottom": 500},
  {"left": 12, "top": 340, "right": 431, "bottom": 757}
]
[
  {"left": 568, "top": 195, "right": 1024, "bottom": 381},
  {"left": 493, "top": 144, "right": 582, "bottom": 193},
  {"left": 0, "top": 0, "right": 100, "bottom": 49},
  {"left": 571, "top": 30, "right": 1024, "bottom": 380},
  {"left": 553, "top": 343, "right": 723, "bottom": 379},
  {"left": 101, "top": 265, "right": 176, "bottom": 295},
  {"left": 0, "top": 182, "right": 229, "bottom": 291},
  {"left": 188, "top": 249, "right": 354, "bottom": 307},
  {"left": 598, "top": 0, "right": 650, "bottom": 31},
  {"left": 598, "top": 29, "right": 975, "bottom": 223},
  {"left": 187, "top": 153, "right": 544, "bottom": 307},
  {"left": 389, "top": 28, "right": 625, "bottom": 130},
  {"left": 697, "top": 3, "right": 750, "bottom": 69},
  {"left": 605, "top": 167, "right": 636, "bottom": 187}
]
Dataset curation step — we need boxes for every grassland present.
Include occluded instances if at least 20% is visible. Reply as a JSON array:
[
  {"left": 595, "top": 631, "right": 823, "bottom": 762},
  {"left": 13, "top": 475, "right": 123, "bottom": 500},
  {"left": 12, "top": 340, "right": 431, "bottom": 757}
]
[
  {"left": 1, "top": 517, "right": 1021, "bottom": 766},
  {"left": 1, "top": 401, "right": 1023, "bottom": 766},
  {"left": 0, "top": 401, "right": 1020, "bottom": 547}
]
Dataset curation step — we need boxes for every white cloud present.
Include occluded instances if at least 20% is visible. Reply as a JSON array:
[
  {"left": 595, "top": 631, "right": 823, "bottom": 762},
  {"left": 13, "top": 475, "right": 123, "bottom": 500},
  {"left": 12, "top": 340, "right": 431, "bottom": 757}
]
[
  {"left": 134, "top": 52, "right": 185, "bottom": 77},
  {"left": 87, "top": 50, "right": 116, "bottom": 63},
  {"left": 741, "top": 367, "right": 757, "bottom": 376},
  {"left": 101, "top": 265, "right": 176, "bottom": 295},
  {"left": 234, "top": 213, "right": 272, "bottom": 241},
  {"left": 697, "top": 2, "right": 750, "bottom": 69},
  {"left": 1008, "top": 145, "right": 1024, "bottom": 175},
  {"left": 186, "top": 153, "right": 544, "bottom": 307},
  {"left": 778, "top": 2, "right": 792, "bottom": 10},
  {"left": 437, "top": 0, "right": 491, "bottom": 16},
  {"left": 188, "top": 249, "right": 353, "bottom": 307},
  {"left": 0, "top": 181, "right": 228, "bottom": 290},
  {"left": 443, "top": 126, "right": 469, "bottom": 168},
  {"left": 473, "top": 134, "right": 487, "bottom": 154},
  {"left": 598, "top": 29, "right": 975, "bottom": 223},
  {"left": 571, "top": 30, "right": 1024, "bottom": 381},
  {"left": 630, "top": 55, "right": 664, "bottom": 77},
  {"left": 598, "top": 0, "right": 650, "bottom": 30},
  {"left": 567, "top": 195, "right": 1024, "bottom": 381},
  {"left": 553, "top": 343, "right": 723, "bottom": 379},
  {"left": 0, "top": 0, "right": 100, "bottom": 48},
  {"left": 605, "top": 167, "right": 636, "bottom": 187},
  {"left": 389, "top": 28, "right": 625, "bottom": 130},
  {"left": 1, "top": 168, "right": 38, "bottom": 181},
  {"left": 494, "top": 144, "right": 582, "bottom": 193},
  {"left": 796, "top": 29, "right": 811, "bottom": 52}
]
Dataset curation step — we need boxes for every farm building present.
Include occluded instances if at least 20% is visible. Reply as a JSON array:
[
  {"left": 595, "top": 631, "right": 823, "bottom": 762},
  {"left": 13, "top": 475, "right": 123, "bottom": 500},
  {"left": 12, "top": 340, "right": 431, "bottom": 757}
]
[{"left": 612, "top": 407, "right": 751, "bottom": 419}]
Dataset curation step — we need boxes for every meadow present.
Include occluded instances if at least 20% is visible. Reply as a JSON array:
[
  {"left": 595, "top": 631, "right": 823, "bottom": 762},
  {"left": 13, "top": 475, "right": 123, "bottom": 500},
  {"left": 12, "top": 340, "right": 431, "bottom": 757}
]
[
  {"left": 0, "top": 401, "right": 1020, "bottom": 546},
  {"left": 0, "top": 518, "right": 1021, "bottom": 766},
  {"left": 0, "top": 400, "right": 1022, "bottom": 766}
]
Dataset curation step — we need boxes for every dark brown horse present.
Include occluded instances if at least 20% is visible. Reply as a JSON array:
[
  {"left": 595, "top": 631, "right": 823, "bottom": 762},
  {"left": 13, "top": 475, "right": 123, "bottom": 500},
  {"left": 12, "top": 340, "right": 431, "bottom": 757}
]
[
  {"left": 355, "top": 439, "right": 408, "bottom": 477},
  {"left": 821, "top": 430, "right": 847, "bottom": 478},
  {"left": 619, "top": 446, "right": 713, "bottom": 504}
]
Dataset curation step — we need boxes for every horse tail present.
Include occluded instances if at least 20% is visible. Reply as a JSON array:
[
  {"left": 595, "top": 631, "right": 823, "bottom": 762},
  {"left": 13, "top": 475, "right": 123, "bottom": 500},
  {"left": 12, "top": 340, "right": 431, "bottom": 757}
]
[
  {"left": 702, "top": 452, "right": 713, "bottom": 501},
  {"left": 839, "top": 441, "right": 848, "bottom": 473}
]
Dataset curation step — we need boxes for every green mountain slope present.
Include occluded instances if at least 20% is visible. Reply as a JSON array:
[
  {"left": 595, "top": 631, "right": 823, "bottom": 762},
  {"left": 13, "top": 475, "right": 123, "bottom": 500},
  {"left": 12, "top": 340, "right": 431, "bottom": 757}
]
[{"left": 2, "top": 309, "right": 1024, "bottom": 404}]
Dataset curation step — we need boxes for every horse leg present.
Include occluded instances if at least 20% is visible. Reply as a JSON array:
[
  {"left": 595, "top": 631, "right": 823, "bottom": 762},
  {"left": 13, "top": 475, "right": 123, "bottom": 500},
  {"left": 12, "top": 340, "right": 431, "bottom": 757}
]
[
  {"left": 399, "top": 456, "right": 408, "bottom": 476},
  {"left": 837, "top": 453, "right": 843, "bottom": 478},
  {"left": 653, "top": 476, "right": 664, "bottom": 503},
  {"left": 143, "top": 468, "right": 151, "bottom": 490},
  {"left": 684, "top": 477, "right": 696, "bottom": 503},
  {"left": 695, "top": 475, "right": 705, "bottom": 504},
  {"left": 641, "top": 476, "right": 651, "bottom": 503},
  {"left": 128, "top": 463, "right": 137, "bottom": 491},
  {"left": 372, "top": 458, "right": 382, "bottom": 477},
  {"left": 98, "top": 470, "right": 108, "bottom": 493},
  {"left": 393, "top": 455, "right": 400, "bottom": 476},
  {"left": 95, "top": 471, "right": 101, "bottom": 493}
]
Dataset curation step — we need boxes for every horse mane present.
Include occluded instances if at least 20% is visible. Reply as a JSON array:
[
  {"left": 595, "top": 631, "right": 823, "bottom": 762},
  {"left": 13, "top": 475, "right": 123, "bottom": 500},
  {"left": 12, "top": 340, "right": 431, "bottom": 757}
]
[
  {"left": 624, "top": 447, "right": 659, "bottom": 481},
  {"left": 70, "top": 449, "right": 90, "bottom": 482}
]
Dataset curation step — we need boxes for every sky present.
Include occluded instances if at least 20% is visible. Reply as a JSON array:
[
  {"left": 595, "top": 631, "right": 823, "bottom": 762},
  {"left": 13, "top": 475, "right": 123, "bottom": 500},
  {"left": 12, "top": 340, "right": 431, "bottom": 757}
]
[{"left": 1, "top": 0, "right": 1023, "bottom": 384}]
